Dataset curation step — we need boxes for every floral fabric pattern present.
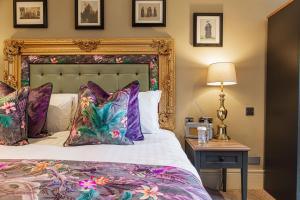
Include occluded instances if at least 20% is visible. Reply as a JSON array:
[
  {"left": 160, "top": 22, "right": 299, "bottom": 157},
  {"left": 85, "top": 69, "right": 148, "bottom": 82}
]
[
  {"left": 64, "top": 85, "right": 133, "bottom": 146},
  {"left": 0, "top": 87, "right": 29, "bottom": 146},
  {"left": 88, "top": 81, "right": 144, "bottom": 141},
  {"left": 21, "top": 55, "right": 159, "bottom": 90},
  {"left": 0, "top": 82, "right": 53, "bottom": 138},
  {"left": 0, "top": 160, "right": 212, "bottom": 200}
]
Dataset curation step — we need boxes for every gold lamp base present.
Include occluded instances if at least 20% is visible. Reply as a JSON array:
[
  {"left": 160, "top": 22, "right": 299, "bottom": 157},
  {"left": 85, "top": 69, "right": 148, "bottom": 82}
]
[
  {"left": 215, "top": 84, "right": 231, "bottom": 141},
  {"left": 214, "top": 124, "right": 230, "bottom": 140}
]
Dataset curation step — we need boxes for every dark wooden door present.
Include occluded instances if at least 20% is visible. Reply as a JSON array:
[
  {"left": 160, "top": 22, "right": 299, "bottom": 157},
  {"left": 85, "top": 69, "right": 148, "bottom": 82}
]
[{"left": 265, "top": 1, "right": 300, "bottom": 199}]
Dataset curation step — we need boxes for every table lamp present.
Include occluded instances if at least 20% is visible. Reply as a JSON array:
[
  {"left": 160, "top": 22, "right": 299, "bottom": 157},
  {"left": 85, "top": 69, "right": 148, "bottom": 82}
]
[{"left": 207, "top": 62, "right": 237, "bottom": 140}]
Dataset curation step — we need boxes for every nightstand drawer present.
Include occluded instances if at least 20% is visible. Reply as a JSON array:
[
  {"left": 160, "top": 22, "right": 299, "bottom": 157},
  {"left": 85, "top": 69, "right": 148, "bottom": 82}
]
[{"left": 200, "top": 152, "right": 242, "bottom": 168}]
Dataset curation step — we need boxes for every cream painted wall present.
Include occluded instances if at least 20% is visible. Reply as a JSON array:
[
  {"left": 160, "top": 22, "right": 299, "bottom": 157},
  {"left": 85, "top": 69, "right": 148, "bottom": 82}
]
[{"left": 0, "top": 0, "right": 288, "bottom": 188}]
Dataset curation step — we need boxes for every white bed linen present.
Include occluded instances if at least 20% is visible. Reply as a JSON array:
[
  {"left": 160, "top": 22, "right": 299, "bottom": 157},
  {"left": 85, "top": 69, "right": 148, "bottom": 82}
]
[{"left": 0, "top": 129, "right": 200, "bottom": 181}]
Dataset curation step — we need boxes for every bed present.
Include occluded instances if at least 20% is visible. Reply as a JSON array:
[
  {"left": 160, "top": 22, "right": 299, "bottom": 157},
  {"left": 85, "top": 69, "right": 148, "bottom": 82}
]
[{"left": 0, "top": 38, "right": 212, "bottom": 199}]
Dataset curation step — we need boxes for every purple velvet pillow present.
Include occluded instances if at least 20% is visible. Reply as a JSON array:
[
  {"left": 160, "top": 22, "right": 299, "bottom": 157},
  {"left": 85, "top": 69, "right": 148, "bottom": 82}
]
[
  {"left": 0, "top": 81, "right": 53, "bottom": 138},
  {"left": 87, "top": 81, "right": 144, "bottom": 141},
  {"left": 27, "top": 83, "right": 53, "bottom": 138}
]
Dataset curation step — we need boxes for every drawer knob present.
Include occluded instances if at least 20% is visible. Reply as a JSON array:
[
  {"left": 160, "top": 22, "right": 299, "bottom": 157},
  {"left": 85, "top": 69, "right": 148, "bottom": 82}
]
[{"left": 219, "top": 157, "right": 225, "bottom": 162}]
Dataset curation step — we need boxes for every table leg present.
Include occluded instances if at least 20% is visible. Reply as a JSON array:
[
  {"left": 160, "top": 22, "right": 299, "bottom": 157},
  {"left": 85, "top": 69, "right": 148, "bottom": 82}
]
[
  {"left": 241, "top": 151, "right": 248, "bottom": 200},
  {"left": 222, "top": 168, "right": 227, "bottom": 192}
]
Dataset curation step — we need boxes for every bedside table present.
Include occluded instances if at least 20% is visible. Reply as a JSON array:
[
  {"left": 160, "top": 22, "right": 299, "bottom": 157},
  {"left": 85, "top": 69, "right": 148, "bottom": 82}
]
[{"left": 185, "top": 138, "right": 250, "bottom": 200}]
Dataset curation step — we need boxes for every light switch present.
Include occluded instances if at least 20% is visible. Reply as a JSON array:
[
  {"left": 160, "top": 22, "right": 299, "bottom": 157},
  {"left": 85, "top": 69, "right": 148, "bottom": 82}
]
[{"left": 246, "top": 107, "right": 254, "bottom": 116}]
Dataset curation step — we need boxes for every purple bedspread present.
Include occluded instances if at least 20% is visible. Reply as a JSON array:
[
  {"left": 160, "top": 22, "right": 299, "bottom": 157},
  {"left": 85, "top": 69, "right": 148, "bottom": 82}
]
[{"left": 0, "top": 160, "right": 212, "bottom": 200}]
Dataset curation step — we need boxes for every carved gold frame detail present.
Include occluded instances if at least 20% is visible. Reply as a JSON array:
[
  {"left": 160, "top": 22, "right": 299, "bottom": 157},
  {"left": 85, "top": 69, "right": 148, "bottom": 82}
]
[{"left": 3, "top": 38, "right": 176, "bottom": 130}]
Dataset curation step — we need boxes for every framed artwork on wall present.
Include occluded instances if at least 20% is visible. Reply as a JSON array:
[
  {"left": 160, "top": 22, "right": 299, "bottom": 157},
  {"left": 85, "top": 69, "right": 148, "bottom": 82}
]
[
  {"left": 75, "top": 0, "right": 104, "bottom": 29},
  {"left": 193, "top": 13, "right": 223, "bottom": 47},
  {"left": 13, "top": 0, "right": 48, "bottom": 28},
  {"left": 132, "top": 0, "right": 166, "bottom": 27}
]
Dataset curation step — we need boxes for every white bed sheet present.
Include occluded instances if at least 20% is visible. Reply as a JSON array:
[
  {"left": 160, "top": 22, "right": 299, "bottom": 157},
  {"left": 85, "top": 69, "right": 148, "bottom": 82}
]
[{"left": 0, "top": 129, "right": 200, "bottom": 181}]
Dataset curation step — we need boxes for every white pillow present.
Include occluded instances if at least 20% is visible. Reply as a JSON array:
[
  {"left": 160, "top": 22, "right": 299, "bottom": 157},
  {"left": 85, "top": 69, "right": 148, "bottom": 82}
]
[
  {"left": 46, "top": 94, "right": 77, "bottom": 133},
  {"left": 138, "top": 90, "right": 162, "bottom": 134}
]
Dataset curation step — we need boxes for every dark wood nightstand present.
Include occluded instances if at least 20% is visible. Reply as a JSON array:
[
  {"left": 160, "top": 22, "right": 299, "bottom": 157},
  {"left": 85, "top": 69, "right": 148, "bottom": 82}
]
[{"left": 185, "top": 138, "right": 250, "bottom": 200}]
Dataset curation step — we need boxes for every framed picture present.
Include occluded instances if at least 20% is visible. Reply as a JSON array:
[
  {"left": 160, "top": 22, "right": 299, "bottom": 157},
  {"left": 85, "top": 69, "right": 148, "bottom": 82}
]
[
  {"left": 13, "top": 0, "right": 48, "bottom": 28},
  {"left": 193, "top": 13, "right": 223, "bottom": 47},
  {"left": 75, "top": 0, "right": 104, "bottom": 30},
  {"left": 132, "top": 0, "right": 166, "bottom": 27}
]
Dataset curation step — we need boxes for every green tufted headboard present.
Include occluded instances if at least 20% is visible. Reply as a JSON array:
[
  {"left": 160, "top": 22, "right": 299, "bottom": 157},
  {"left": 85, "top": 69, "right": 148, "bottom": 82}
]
[{"left": 30, "top": 64, "right": 150, "bottom": 93}]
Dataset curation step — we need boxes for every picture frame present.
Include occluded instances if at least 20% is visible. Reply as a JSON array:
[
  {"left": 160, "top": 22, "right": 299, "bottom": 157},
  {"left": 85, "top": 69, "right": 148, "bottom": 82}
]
[
  {"left": 193, "top": 13, "right": 223, "bottom": 47},
  {"left": 75, "top": 0, "right": 104, "bottom": 30},
  {"left": 13, "top": 0, "right": 48, "bottom": 28},
  {"left": 132, "top": 0, "right": 166, "bottom": 27}
]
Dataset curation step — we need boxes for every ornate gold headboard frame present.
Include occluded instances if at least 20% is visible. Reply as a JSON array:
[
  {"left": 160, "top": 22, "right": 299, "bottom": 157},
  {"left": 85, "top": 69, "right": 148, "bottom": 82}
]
[{"left": 3, "top": 38, "right": 176, "bottom": 130}]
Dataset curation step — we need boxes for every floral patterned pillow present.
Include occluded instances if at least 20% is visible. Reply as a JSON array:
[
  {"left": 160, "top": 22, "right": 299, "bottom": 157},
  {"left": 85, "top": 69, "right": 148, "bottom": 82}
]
[
  {"left": 0, "top": 82, "right": 53, "bottom": 138},
  {"left": 64, "top": 85, "right": 133, "bottom": 146},
  {"left": 87, "top": 81, "right": 144, "bottom": 141},
  {"left": 0, "top": 87, "right": 30, "bottom": 146}
]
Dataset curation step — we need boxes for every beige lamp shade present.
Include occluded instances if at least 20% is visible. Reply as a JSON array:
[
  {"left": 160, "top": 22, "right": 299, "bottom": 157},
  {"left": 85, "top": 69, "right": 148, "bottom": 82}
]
[{"left": 207, "top": 62, "right": 237, "bottom": 86}]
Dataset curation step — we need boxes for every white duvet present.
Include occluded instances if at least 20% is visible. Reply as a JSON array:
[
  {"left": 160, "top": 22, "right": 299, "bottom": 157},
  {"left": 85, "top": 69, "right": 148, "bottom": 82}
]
[{"left": 0, "top": 129, "right": 200, "bottom": 181}]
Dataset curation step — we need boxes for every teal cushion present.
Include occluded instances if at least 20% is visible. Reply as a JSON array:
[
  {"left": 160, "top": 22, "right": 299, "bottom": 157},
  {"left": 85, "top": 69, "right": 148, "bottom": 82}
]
[{"left": 64, "top": 85, "right": 134, "bottom": 146}]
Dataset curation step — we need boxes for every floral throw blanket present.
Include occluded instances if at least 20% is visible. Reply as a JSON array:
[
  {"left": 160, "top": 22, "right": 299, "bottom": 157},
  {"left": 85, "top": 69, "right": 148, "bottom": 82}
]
[{"left": 0, "top": 160, "right": 212, "bottom": 200}]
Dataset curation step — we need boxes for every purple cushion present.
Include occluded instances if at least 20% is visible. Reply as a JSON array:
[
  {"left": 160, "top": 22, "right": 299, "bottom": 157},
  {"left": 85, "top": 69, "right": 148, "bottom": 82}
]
[
  {"left": 64, "top": 85, "right": 133, "bottom": 146},
  {"left": 27, "top": 83, "right": 53, "bottom": 138},
  {"left": 87, "top": 81, "right": 144, "bottom": 141},
  {"left": 0, "top": 81, "right": 53, "bottom": 138},
  {"left": 87, "top": 81, "right": 110, "bottom": 101},
  {"left": 0, "top": 87, "right": 30, "bottom": 146}
]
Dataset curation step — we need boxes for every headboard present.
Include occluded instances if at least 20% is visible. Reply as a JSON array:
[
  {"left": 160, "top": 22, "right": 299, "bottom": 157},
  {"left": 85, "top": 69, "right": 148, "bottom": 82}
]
[
  {"left": 30, "top": 63, "right": 150, "bottom": 93},
  {"left": 2, "top": 38, "right": 176, "bottom": 130}
]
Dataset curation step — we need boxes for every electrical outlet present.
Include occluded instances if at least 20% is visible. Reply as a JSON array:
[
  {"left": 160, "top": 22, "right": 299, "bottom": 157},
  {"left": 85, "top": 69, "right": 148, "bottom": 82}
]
[{"left": 246, "top": 107, "right": 254, "bottom": 116}]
